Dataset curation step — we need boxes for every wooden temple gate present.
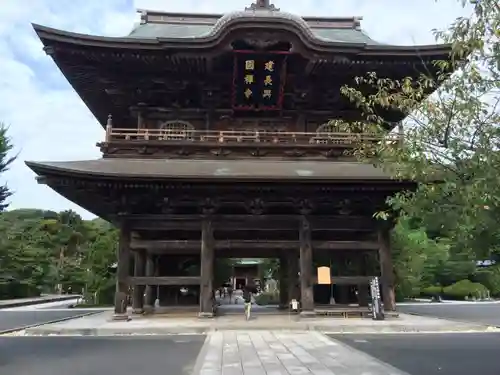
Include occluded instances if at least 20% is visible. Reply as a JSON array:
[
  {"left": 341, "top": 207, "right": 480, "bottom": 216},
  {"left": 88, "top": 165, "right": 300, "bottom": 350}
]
[
  {"left": 112, "top": 199, "right": 397, "bottom": 319},
  {"left": 27, "top": 1, "right": 454, "bottom": 319}
]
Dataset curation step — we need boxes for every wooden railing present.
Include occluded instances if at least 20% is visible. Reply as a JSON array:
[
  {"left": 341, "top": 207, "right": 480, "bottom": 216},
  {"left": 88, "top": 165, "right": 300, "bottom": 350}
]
[{"left": 105, "top": 127, "right": 401, "bottom": 145}]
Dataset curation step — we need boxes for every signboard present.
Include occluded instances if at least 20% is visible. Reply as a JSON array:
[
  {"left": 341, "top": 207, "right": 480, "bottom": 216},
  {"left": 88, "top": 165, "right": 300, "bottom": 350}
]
[
  {"left": 317, "top": 266, "right": 331, "bottom": 285},
  {"left": 232, "top": 51, "right": 288, "bottom": 111},
  {"left": 369, "top": 276, "right": 385, "bottom": 321}
]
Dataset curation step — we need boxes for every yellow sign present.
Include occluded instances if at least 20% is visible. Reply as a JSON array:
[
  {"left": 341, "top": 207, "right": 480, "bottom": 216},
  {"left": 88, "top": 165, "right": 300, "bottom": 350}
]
[
  {"left": 263, "top": 75, "right": 273, "bottom": 86},
  {"left": 245, "top": 60, "right": 255, "bottom": 70},
  {"left": 264, "top": 60, "right": 275, "bottom": 72},
  {"left": 244, "top": 74, "right": 254, "bottom": 84},
  {"left": 244, "top": 88, "right": 253, "bottom": 98},
  {"left": 317, "top": 266, "right": 331, "bottom": 285}
]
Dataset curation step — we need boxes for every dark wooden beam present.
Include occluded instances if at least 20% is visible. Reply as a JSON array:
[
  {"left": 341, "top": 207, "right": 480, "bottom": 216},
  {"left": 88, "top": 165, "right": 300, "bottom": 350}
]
[
  {"left": 147, "top": 247, "right": 280, "bottom": 257},
  {"left": 128, "top": 215, "right": 376, "bottom": 231},
  {"left": 128, "top": 276, "right": 200, "bottom": 286},
  {"left": 311, "top": 276, "right": 377, "bottom": 285},
  {"left": 133, "top": 239, "right": 378, "bottom": 251}
]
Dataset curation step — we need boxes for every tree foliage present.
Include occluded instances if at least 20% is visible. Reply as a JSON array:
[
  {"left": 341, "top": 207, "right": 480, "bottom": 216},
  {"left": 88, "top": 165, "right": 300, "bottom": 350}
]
[
  {"left": 0, "top": 123, "right": 16, "bottom": 212},
  {"left": 0, "top": 209, "right": 117, "bottom": 301},
  {"left": 338, "top": 0, "right": 500, "bottom": 298}
]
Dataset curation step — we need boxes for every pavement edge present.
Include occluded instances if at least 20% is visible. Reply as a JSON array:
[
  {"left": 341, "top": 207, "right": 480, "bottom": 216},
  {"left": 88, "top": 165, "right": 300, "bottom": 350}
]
[
  {"left": 191, "top": 334, "right": 212, "bottom": 375},
  {"left": 0, "top": 295, "right": 81, "bottom": 310},
  {"left": 404, "top": 311, "right": 500, "bottom": 330},
  {"left": 0, "top": 310, "right": 103, "bottom": 336},
  {"left": 21, "top": 322, "right": 500, "bottom": 336},
  {"left": 320, "top": 332, "right": 412, "bottom": 375}
]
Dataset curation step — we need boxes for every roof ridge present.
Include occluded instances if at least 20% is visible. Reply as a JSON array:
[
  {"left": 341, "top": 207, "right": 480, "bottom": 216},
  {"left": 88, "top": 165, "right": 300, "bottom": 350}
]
[{"left": 136, "top": 8, "right": 362, "bottom": 29}]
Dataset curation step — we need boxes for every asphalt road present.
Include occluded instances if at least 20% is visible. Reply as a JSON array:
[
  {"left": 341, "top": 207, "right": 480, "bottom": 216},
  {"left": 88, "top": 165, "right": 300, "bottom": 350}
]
[
  {"left": 0, "top": 336, "right": 205, "bottom": 375},
  {"left": 330, "top": 333, "right": 500, "bottom": 375},
  {"left": 0, "top": 310, "right": 99, "bottom": 332},
  {"left": 398, "top": 303, "right": 500, "bottom": 326}
]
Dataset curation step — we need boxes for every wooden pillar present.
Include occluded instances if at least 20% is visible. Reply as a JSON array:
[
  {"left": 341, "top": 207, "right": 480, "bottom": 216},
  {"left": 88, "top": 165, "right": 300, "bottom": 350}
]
[
  {"left": 299, "top": 216, "right": 314, "bottom": 316},
  {"left": 143, "top": 252, "right": 155, "bottom": 313},
  {"left": 357, "top": 283, "right": 369, "bottom": 307},
  {"left": 113, "top": 222, "right": 131, "bottom": 319},
  {"left": 378, "top": 226, "right": 396, "bottom": 311},
  {"left": 287, "top": 252, "right": 299, "bottom": 301},
  {"left": 278, "top": 256, "right": 289, "bottom": 309},
  {"left": 356, "top": 252, "right": 369, "bottom": 307},
  {"left": 199, "top": 218, "right": 214, "bottom": 318},
  {"left": 132, "top": 249, "right": 145, "bottom": 314}
]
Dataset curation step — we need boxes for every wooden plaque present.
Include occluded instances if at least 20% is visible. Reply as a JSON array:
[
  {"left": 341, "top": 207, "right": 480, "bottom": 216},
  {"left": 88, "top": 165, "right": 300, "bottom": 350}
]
[{"left": 317, "top": 266, "right": 331, "bottom": 285}]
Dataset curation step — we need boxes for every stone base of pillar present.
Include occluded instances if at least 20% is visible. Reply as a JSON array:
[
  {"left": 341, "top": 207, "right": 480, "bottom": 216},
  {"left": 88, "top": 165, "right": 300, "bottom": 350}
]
[
  {"left": 111, "top": 313, "right": 130, "bottom": 321},
  {"left": 132, "top": 308, "right": 144, "bottom": 314},
  {"left": 143, "top": 305, "right": 154, "bottom": 314},
  {"left": 198, "top": 312, "right": 214, "bottom": 319},
  {"left": 299, "top": 310, "right": 316, "bottom": 318}
]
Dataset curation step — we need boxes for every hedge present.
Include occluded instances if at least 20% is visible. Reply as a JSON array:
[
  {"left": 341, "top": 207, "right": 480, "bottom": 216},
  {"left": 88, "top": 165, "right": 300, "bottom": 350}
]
[
  {"left": 421, "top": 280, "right": 489, "bottom": 300},
  {"left": 472, "top": 266, "right": 500, "bottom": 297},
  {"left": 420, "top": 285, "right": 443, "bottom": 298},
  {"left": 442, "top": 280, "right": 489, "bottom": 300}
]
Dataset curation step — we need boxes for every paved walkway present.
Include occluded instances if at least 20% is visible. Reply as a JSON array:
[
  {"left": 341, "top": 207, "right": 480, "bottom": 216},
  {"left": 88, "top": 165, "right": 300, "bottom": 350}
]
[
  {"left": 194, "top": 331, "right": 405, "bottom": 375},
  {"left": 19, "top": 309, "right": 497, "bottom": 336}
]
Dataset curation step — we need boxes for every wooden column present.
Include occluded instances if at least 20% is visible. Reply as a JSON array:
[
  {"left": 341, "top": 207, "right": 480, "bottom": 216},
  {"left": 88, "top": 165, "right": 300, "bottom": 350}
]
[
  {"left": 378, "top": 226, "right": 396, "bottom": 311},
  {"left": 199, "top": 218, "right": 214, "bottom": 318},
  {"left": 143, "top": 252, "right": 155, "bottom": 313},
  {"left": 287, "top": 252, "right": 299, "bottom": 301},
  {"left": 357, "top": 252, "right": 369, "bottom": 307},
  {"left": 132, "top": 249, "right": 145, "bottom": 314},
  {"left": 299, "top": 216, "right": 314, "bottom": 316},
  {"left": 278, "top": 256, "right": 289, "bottom": 309},
  {"left": 113, "top": 222, "right": 131, "bottom": 319},
  {"left": 357, "top": 283, "right": 369, "bottom": 307}
]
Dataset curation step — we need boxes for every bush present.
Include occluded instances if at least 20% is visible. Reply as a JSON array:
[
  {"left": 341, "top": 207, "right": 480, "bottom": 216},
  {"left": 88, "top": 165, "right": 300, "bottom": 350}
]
[
  {"left": 0, "top": 280, "right": 41, "bottom": 299},
  {"left": 472, "top": 266, "right": 500, "bottom": 297},
  {"left": 420, "top": 285, "right": 443, "bottom": 298},
  {"left": 442, "top": 280, "right": 489, "bottom": 300},
  {"left": 254, "top": 291, "right": 280, "bottom": 305}
]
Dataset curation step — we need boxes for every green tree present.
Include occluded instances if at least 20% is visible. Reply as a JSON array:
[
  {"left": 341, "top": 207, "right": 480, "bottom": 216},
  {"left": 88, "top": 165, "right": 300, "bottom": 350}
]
[
  {"left": 0, "top": 123, "right": 16, "bottom": 211},
  {"left": 0, "top": 209, "right": 119, "bottom": 300},
  {"left": 391, "top": 218, "right": 449, "bottom": 299},
  {"left": 341, "top": 0, "right": 500, "bottom": 263}
]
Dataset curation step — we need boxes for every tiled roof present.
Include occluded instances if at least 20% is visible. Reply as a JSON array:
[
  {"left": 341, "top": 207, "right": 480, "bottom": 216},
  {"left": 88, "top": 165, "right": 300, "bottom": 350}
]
[
  {"left": 128, "top": 22, "right": 380, "bottom": 45},
  {"left": 26, "top": 159, "right": 399, "bottom": 181}
]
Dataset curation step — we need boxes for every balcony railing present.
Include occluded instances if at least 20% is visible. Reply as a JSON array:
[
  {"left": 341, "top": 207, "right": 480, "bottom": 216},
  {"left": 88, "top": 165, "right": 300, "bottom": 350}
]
[{"left": 104, "top": 127, "right": 401, "bottom": 146}]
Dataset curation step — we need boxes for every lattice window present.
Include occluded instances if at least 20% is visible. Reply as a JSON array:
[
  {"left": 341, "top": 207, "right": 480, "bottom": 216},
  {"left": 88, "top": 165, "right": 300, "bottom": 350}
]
[{"left": 159, "top": 120, "right": 195, "bottom": 140}]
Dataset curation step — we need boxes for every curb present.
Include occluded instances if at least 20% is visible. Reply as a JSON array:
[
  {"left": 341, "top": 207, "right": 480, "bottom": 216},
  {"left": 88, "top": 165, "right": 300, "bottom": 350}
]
[
  {"left": 22, "top": 323, "right": 499, "bottom": 336},
  {"left": 0, "top": 295, "right": 81, "bottom": 310},
  {"left": 405, "top": 311, "right": 500, "bottom": 330},
  {"left": 191, "top": 335, "right": 212, "bottom": 375},
  {"left": 0, "top": 310, "right": 102, "bottom": 336}
]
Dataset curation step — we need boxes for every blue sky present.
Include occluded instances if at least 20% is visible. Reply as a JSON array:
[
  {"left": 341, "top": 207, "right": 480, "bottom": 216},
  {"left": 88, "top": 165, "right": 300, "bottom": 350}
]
[{"left": 1, "top": 0, "right": 470, "bottom": 219}]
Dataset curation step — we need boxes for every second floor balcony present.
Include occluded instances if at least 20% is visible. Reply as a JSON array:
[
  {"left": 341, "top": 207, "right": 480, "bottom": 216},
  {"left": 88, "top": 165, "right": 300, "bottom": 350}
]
[{"left": 99, "top": 125, "right": 402, "bottom": 160}]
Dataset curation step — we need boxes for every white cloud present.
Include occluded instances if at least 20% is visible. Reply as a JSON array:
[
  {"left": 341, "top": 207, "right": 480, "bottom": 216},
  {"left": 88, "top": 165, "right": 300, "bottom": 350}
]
[{"left": 0, "top": 0, "right": 471, "bottom": 219}]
